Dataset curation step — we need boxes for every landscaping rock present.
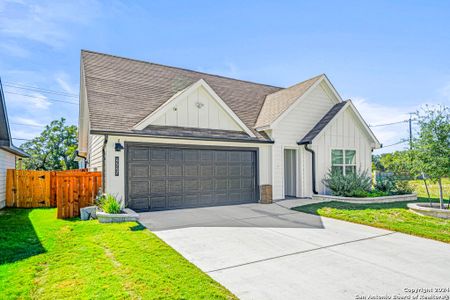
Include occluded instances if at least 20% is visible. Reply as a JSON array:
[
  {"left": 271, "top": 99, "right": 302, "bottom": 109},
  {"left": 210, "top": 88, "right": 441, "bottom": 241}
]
[
  {"left": 80, "top": 206, "right": 98, "bottom": 220},
  {"left": 97, "top": 208, "right": 139, "bottom": 223}
]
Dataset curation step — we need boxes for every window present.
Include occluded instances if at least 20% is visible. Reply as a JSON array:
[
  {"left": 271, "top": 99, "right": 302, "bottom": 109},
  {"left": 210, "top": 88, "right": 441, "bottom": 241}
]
[{"left": 331, "top": 149, "right": 356, "bottom": 175}]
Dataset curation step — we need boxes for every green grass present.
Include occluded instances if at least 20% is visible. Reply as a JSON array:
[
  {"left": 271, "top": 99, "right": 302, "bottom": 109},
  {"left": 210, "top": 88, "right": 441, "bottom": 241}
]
[
  {"left": 409, "top": 178, "right": 449, "bottom": 199},
  {"left": 0, "top": 208, "right": 236, "bottom": 300},
  {"left": 294, "top": 199, "right": 450, "bottom": 243}
]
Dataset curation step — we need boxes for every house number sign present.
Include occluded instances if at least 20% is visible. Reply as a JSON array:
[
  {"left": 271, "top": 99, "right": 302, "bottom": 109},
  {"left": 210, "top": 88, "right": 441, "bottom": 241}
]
[{"left": 115, "top": 156, "right": 119, "bottom": 176}]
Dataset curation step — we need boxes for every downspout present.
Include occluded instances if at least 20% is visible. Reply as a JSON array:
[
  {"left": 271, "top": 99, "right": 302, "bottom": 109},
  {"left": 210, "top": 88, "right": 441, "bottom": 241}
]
[
  {"left": 102, "top": 135, "right": 108, "bottom": 193},
  {"left": 75, "top": 150, "right": 88, "bottom": 168},
  {"left": 304, "top": 144, "right": 318, "bottom": 195}
]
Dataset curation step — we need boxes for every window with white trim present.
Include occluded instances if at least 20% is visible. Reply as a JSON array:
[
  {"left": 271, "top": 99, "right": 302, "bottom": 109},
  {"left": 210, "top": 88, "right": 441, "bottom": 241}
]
[{"left": 331, "top": 149, "right": 356, "bottom": 175}]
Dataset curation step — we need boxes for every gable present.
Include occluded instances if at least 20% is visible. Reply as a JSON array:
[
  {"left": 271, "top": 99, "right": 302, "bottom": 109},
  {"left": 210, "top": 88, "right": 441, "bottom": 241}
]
[
  {"left": 256, "top": 74, "right": 342, "bottom": 130},
  {"left": 133, "top": 79, "right": 255, "bottom": 136},
  {"left": 302, "top": 101, "right": 381, "bottom": 149},
  {"left": 273, "top": 83, "right": 337, "bottom": 142}
]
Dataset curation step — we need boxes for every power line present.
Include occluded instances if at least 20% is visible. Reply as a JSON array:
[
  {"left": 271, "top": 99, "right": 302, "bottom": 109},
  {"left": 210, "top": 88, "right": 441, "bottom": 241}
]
[
  {"left": 382, "top": 140, "right": 408, "bottom": 148},
  {"left": 4, "top": 82, "right": 78, "bottom": 98},
  {"left": 12, "top": 137, "right": 32, "bottom": 141},
  {"left": 4, "top": 91, "right": 79, "bottom": 105},
  {"left": 369, "top": 120, "right": 409, "bottom": 127},
  {"left": 11, "top": 122, "right": 45, "bottom": 128}
]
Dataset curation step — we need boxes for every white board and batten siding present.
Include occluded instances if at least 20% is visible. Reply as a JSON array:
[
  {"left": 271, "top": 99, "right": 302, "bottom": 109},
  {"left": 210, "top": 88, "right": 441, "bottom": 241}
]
[
  {"left": 310, "top": 106, "right": 373, "bottom": 196},
  {"left": 152, "top": 85, "right": 242, "bottom": 131},
  {"left": 88, "top": 134, "right": 104, "bottom": 171},
  {"left": 271, "top": 83, "right": 336, "bottom": 200},
  {"left": 0, "top": 150, "right": 16, "bottom": 208}
]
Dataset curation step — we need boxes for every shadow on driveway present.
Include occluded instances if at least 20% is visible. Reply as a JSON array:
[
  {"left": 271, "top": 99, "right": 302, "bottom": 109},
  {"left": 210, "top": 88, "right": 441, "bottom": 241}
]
[{"left": 138, "top": 203, "right": 325, "bottom": 231}]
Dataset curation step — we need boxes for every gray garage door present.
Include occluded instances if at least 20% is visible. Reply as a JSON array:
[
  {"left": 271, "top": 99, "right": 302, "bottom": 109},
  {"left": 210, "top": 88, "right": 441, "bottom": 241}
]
[{"left": 126, "top": 144, "right": 257, "bottom": 211}]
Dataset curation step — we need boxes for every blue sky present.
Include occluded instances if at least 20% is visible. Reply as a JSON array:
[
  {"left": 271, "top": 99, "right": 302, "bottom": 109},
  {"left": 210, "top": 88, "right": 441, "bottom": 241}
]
[{"left": 0, "top": 0, "right": 449, "bottom": 153}]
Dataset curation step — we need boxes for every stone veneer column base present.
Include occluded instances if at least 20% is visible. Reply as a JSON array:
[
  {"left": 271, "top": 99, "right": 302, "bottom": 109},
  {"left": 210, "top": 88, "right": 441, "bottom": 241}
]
[{"left": 260, "top": 185, "right": 273, "bottom": 204}]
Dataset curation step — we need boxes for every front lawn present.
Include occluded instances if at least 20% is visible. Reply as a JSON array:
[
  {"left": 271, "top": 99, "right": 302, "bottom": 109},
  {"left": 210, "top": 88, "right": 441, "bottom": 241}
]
[
  {"left": 0, "top": 208, "right": 236, "bottom": 300},
  {"left": 294, "top": 199, "right": 450, "bottom": 243}
]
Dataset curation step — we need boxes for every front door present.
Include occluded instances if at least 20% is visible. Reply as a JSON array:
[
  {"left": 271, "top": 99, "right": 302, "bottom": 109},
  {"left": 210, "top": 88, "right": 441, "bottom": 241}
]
[{"left": 284, "top": 149, "right": 296, "bottom": 197}]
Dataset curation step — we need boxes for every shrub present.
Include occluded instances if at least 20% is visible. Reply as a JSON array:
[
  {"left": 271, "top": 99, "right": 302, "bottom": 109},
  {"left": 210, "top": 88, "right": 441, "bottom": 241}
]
[
  {"left": 392, "top": 180, "right": 414, "bottom": 195},
  {"left": 374, "top": 174, "right": 413, "bottom": 195},
  {"left": 374, "top": 173, "right": 396, "bottom": 193},
  {"left": 322, "top": 169, "right": 372, "bottom": 197},
  {"left": 97, "top": 194, "right": 122, "bottom": 214}
]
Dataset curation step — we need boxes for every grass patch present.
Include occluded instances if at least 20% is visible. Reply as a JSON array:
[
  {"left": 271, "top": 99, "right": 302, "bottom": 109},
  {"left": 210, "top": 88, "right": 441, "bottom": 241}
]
[
  {"left": 294, "top": 198, "right": 450, "bottom": 243},
  {"left": 0, "top": 208, "right": 236, "bottom": 300},
  {"left": 409, "top": 178, "right": 449, "bottom": 199}
]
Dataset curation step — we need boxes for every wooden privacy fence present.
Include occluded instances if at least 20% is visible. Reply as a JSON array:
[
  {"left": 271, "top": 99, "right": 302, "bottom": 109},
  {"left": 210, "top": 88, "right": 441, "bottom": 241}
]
[
  {"left": 56, "top": 172, "right": 101, "bottom": 219},
  {"left": 6, "top": 169, "right": 101, "bottom": 219}
]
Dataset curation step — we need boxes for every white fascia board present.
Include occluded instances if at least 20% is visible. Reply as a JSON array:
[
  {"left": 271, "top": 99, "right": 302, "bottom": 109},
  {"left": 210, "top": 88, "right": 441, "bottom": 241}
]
[
  {"left": 346, "top": 101, "right": 381, "bottom": 149},
  {"left": 133, "top": 79, "right": 256, "bottom": 137}
]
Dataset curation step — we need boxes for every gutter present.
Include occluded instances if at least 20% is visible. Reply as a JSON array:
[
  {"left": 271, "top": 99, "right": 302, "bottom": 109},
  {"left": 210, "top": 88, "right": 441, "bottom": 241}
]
[
  {"left": 302, "top": 143, "right": 318, "bottom": 195},
  {"left": 101, "top": 134, "right": 108, "bottom": 193},
  {"left": 90, "top": 130, "right": 275, "bottom": 144}
]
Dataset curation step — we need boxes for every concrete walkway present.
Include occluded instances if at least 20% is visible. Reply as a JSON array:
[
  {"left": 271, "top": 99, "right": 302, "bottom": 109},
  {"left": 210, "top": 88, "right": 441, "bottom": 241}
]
[{"left": 139, "top": 201, "right": 450, "bottom": 300}]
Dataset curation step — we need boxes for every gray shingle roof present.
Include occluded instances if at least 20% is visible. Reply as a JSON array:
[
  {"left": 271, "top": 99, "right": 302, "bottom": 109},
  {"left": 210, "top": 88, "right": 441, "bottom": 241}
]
[
  {"left": 82, "top": 50, "right": 282, "bottom": 141},
  {"left": 298, "top": 100, "right": 348, "bottom": 145}
]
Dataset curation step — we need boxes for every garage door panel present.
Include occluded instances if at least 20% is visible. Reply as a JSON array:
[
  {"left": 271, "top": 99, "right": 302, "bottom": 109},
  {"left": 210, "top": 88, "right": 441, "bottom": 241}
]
[
  {"left": 168, "top": 164, "right": 182, "bottom": 176},
  {"left": 168, "top": 149, "right": 182, "bottom": 161},
  {"left": 130, "top": 165, "right": 149, "bottom": 178},
  {"left": 129, "top": 197, "right": 149, "bottom": 211},
  {"left": 183, "top": 164, "right": 198, "bottom": 176},
  {"left": 215, "top": 165, "right": 228, "bottom": 176},
  {"left": 150, "top": 164, "right": 166, "bottom": 177},
  {"left": 184, "top": 194, "right": 198, "bottom": 206},
  {"left": 228, "top": 165, "right": 241, "bottom": 176},
  {"left": 127, "top": 145, "right": 257, "bottom": 211},
  {"left": 150, "top": 149, "right": 166, "bottom": 160},
  {"left": 150, "top": 197, "right": 166, "bottom": 210},
  {"left": 150, "top": 180, "right": 166, "bottom": 194},
  {"left": 167, "top": 196, "right": 182, "bottom": 208},
  {"left": 183, "top": 149, "right": 199, "bottom": 161},
  {"left": 168, "top": 180, "right": 183, "bottom": 193},
  {"left": 130, "top": 181, "right": 149, "bottom": 196},
  {"left": 130, "top": 149, "right": 149, "bottom": 161},
  {"left": 200, "top": 165, "right": 213, "bottom": 176},
  {"left": 200, "top": 179, "right": 213, "bottom": 192},
  {"left": 184, "top": 179, "right": 199, "bottom": 192}
]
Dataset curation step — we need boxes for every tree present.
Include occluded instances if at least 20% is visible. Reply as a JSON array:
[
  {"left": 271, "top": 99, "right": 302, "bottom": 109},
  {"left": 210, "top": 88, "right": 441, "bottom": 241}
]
[
  {"left": 20, "top": 118, "right": 78, "bottom": 170},
  {"left": 412, "top": 105, "right": 450, "bottom": 208}
]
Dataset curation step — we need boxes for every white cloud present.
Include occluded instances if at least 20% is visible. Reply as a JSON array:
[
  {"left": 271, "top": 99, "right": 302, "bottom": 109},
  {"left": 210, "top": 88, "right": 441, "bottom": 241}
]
[
  {"left": 10, "top": 116, "right": 45, "bottom": 127},
  {"left": 351, "top": 97, "right": 413, "bottom": 154},
  {"left": 55, "top": 72, "right": 77, "bottom": 95},
  {"left": 0, "top": 41, "right": 30, "bottom": 58},
  {"left": 0, "top": 0, "right": 100, "bottom": 48},
  {"left": 4, "top": 87, "right": 51, "bottom": 110}
]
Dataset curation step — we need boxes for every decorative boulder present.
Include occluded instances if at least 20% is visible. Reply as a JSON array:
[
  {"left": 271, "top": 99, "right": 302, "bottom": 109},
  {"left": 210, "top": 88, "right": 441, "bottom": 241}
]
[{"left": 80, "top": 206, "right": 98, "bottom": 220}]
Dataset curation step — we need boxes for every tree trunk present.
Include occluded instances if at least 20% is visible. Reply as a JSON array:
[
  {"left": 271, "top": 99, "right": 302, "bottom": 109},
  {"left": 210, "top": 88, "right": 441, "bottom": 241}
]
[
  {"left": 422, "top": 177, "right": 431, "bottom": 206},
  {"left": 438, "top": 178, "right": 444, "bottom": 209}
]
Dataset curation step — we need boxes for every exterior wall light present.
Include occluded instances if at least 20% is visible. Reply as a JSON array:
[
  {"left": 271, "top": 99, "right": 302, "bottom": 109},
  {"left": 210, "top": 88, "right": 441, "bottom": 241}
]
[{"left": 115, "top": 142, "right": 124, "bottom": 152}]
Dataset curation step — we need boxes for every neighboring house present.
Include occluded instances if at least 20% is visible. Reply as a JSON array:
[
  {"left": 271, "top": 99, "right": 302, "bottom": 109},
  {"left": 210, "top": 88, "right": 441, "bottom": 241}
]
[
  {"left": 0, "top": 79, "right": 28, "bottom": 209},
  {"left": 78, "top": 50, "right": 380, "bottom": 212}
]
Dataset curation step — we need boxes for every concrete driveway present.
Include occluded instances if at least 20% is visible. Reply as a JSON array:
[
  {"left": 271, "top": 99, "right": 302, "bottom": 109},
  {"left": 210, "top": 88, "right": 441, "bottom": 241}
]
[{"left": 139, "top": 200, "right": 450, "bottom": 300}]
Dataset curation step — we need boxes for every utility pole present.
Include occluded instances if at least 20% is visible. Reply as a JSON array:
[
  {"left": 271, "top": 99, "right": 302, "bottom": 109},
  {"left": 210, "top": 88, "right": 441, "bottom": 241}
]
[{"left": 409, "top": 113, "right": 413, "bottom": 149}]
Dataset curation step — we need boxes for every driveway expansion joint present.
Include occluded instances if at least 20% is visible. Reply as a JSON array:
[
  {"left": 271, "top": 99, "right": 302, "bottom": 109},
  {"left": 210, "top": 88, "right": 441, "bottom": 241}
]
[{"left": 206, "top": 232, "right": 396, "bottom": 273}]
